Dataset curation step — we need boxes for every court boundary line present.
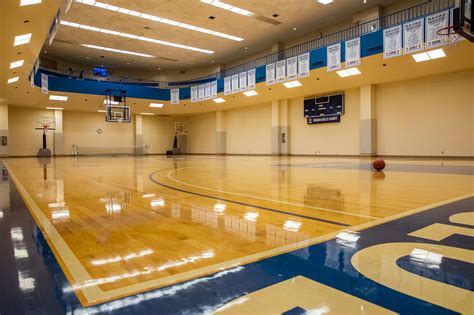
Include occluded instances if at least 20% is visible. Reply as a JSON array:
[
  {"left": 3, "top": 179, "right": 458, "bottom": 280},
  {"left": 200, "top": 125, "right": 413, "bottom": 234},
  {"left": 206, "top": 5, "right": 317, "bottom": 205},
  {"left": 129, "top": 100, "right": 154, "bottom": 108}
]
[
  {"left": 163, "top": 167, "right": 379, "bottom": 220},
  {"left": 3, "top": 160, "right": 472, "bottom": 308}
]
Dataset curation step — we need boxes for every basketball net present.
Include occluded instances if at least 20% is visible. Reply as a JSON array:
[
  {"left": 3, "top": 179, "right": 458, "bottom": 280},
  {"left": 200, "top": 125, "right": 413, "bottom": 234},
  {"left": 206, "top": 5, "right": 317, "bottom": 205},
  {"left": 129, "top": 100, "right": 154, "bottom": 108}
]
[{"left": 437, "top": 25, "right": 464, "bottom": 48}]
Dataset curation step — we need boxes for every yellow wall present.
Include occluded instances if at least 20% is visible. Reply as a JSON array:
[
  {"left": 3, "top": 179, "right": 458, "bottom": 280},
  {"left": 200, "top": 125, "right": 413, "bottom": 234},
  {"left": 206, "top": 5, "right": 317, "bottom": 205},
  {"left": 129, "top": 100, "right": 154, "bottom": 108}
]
[
  {"left": 142, "top": 115, "right": 183, "bottom": 154},
  {"left": 226, "top": 103, "right": 272, "bottom": 155},
  {"left": 376, "top": 71, "right": 473, "bottom": 157},
  {"left": 187, "top": 112, "right": 216, "bottom": 154},
  {"left": 289, "top": 89, "right": 360, "bottom": 155},
  {"left": 8, "top": 107, "right": 55, "bottom": 156}
]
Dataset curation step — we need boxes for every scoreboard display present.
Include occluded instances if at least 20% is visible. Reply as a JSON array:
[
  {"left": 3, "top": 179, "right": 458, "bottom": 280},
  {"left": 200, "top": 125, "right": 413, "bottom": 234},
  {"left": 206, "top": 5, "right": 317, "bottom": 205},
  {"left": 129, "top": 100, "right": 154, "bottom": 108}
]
[{"left": 304, "top": 93, "right": 344, "bottom": 124}]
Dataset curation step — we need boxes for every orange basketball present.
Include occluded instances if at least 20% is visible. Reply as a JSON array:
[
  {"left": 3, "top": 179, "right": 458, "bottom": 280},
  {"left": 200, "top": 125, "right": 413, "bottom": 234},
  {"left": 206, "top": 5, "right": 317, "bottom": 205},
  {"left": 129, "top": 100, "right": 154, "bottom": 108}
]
[{"left": 373, "top": 159, "right": 385, "bottom": 171}]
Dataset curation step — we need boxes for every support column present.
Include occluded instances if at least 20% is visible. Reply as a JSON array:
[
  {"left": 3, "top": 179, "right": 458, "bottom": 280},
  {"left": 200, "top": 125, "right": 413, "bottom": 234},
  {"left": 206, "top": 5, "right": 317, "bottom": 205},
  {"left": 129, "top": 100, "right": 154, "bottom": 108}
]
[
  {"left": 359, "top": 85, "right": 377, "bottom": 156},
  {"left": 135, "top": 114, "right": 143, "bottom": 147},
  {"left": 0, "top": 104, "right": 8, "bottom": 157},
  {"left": 216, "top": 110, "right": 226, "bottom": 155},
  {"left": 54, "top": 110, "right": 63, "bottom": 156},
  {"left": 272, "top": 100, "right": 291, "bottom": 155},
  {"left": 271, "top": 100, "right": 280, "bottom": 155}
]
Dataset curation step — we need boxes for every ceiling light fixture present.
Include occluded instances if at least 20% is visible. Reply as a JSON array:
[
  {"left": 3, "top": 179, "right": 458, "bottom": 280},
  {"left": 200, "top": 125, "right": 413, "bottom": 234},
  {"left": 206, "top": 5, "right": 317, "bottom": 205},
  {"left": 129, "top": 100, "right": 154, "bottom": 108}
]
[
  {"left": 7, "top": 77, "right": 19, "bottom": 84},
  {"left": 20, "top": 0, "right": 42, "bottom": 6},
  {"left": 61, "top": 21, "right": 214, "bottom": 54},
  {"left": 75, "top": 0, "right": 243, "bottom": 41},
  {"left": 243, "top": 90, "right": 258, "bottom": 96},
  {"left": 201, "top": 0, "right": 254, "bottom": 17},
  {"left": 412, "top": 49, "right": 446, "bottom": 62},
  {"left": 14, "top": 33, "right": 32, "bottom": 46},
  {"left": 49, "top": 95, "right": 68, "bottom": 101},
  {"left": 213, "top": 97, "right": 226, "bottom": 103},
  {"left": 336, "top": 67, "right": 361, "bottom": 77},
  {"left": 283, "top": 80, "right": 302, "bottom": 88},
  {"left": 81, "top": 44, "right": 154, "bottom": 58},
  {"left": 149, "top": 103, "right": 164, "bottom": 108},
  {"left": 46, "top": 107, "right": 64, "bottom": 110},
  {"left": 10, "top": 60, "right": 25, "bottom": 69},
  {"left": 318, "top": 0, "right": 334, "bottom": 4},
  {"left": 97, "top": 110, "right": 106, "bottom": 113},
  {"left": 141, "top": 112, "right": 155, "bottom": 115}
]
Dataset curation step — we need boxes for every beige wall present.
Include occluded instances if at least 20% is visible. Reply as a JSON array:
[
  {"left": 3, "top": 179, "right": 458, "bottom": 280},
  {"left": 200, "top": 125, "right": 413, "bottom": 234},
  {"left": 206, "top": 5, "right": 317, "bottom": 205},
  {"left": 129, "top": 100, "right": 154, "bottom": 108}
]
[
  {"left": 187, "top": 112, "right": 216, "bottom": 154},
  {"left": 8, "top": 107, "right": 55, "bottom": 156},
  {"left": 377, "top": 71, "right": 473, "bottom": 157},
  {"left": 63, "top": 111, "right": 135, "bottom": 155},
  {"left": 226, "top": 103, "right": 272, "bottom": 155},
  {"left": 142, "top": 115, "right": 184, "bottom": 154},
  {"left": 290, "top": 89, "right": 361, "bottom": 155}
]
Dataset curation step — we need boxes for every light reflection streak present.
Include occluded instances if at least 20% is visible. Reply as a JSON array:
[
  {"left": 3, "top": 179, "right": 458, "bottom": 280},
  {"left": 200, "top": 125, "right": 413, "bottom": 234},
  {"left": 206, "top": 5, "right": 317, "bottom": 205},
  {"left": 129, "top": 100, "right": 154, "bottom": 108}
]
[
  {"left": 10, "top": 227, "right": 24, "bottom": 241},
  {"left": 243, "top": 212, "right": 259, "bottom": 222},
  {"left": 336, "top": 231, "right": 360, "bottom": 248},
  {"left": 18, "top": 271, "right": 35, "bottom": 292},
  {"left": 410, "top": 248, "right": 443, "bottom": 269},
  {"left": 283, "top": 220, "right": 302, "bottom": 232},
  {"left": 91, "top": 249, "right": 154, "bottom": 266}
]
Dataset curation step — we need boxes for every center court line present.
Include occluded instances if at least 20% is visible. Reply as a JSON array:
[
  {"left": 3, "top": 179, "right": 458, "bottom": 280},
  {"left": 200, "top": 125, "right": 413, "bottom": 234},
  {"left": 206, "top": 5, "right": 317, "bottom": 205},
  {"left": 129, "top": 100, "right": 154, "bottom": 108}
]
[{"left": 161, "top": 168, "right": 380, "bottom": 220}]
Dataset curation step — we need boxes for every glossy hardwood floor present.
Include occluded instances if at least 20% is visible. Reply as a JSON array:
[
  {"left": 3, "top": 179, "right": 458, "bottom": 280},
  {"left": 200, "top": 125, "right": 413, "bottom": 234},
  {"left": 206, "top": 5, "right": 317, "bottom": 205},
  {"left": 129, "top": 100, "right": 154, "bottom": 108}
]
[{"left": 3, "top": 155, "right": 472, "bottom": 306}]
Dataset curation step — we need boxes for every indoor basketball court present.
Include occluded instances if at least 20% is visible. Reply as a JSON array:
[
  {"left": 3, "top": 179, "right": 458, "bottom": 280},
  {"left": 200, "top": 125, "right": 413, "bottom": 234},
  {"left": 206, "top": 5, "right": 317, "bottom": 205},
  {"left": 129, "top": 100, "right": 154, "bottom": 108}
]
[{"left": 0, "top": 0, "right": 472, "bottom": 314}]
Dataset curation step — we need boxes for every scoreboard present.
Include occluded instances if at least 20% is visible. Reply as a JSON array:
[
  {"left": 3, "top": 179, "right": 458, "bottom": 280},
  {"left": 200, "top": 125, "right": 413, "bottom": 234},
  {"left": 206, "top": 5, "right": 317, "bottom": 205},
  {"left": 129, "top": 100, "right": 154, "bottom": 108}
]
[{"left": 304, "top": 93, "right": 344, "bottom": 124}]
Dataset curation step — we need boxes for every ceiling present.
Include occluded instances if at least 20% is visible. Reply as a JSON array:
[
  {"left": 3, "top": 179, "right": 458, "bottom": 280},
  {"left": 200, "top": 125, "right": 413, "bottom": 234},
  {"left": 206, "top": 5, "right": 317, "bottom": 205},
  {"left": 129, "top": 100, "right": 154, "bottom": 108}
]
[{"left": 41, "top": 0, "right": 399, "bottom": 71}]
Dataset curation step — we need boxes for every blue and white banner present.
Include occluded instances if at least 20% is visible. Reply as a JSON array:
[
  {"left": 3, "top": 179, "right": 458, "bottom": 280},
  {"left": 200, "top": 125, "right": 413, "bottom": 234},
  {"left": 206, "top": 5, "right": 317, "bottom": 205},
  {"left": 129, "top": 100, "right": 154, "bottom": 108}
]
[
  {"left": 211, "top": 81, "right": 218, "bottom": 98},
  {"left": 204, "top": 83, "right": 211, "bottom": 100},
  {"left": 231, "top": 74, "right": 239, "bottom": 94},
  {"left": 224, "top": 77, "right": 231, "bottom": 96},
  {"left": 426, "top": 10, "right": 449, "bottom": 49},
  {"left": 41, "top": 73, "right": 48, "bottom": 94},
  {"left": 239, "top": 72, "right": 248, "bottom": 92},
  {"left": 286, "top": 56, "right": 298, "bottom": 81},
  {"left": 170, "top": 88, "right": 179, "bottom": 104},
  {"left": 327, "top": 43, "right": 341, "bottom": 71},
  {"left": 383, "top": 25, "right": 403, "bottom": 59},
  {"left": 276, "top": 60, "right": 286, "bottom": 83},
  {"left": 298, "top": 53, "right": 310, "bottom": 78},
  {"left": 198, "top": 84, "right": 205, "bottom": 101},
  {"left": 247, "top": 69, "right": 256, "bottom": 89},
  {"left": 266, "top": 63, "right": 276, "bottom": 85},
  {"left": 191, "top": 86, "right": 198, "bottom": 103},
  {"left": 403, "top": 18, "right": 424, "bottom": 54},
  {"left": 345, "top": 37, "right": 361, "bottom": 67}
]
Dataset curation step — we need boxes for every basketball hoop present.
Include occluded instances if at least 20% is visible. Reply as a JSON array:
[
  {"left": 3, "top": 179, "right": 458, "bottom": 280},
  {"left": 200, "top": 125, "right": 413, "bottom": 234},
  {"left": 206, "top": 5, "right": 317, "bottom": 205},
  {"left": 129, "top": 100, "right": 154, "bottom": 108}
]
[
  {"left": 437, "top": 26, "right": 464, "bottom": 47},
  {"left": 175, "top": 122, "right": 188, "bottom": 135}
]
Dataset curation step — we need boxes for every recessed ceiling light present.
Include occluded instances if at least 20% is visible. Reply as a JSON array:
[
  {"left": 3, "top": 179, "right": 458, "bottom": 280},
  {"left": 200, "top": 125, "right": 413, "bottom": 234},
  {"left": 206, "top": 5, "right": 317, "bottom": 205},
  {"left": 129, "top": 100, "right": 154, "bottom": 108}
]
[
  {"left": 243, "top": 90, "right": 258, "bottom": 96},
  {"left": 427, "top": 48, "right": 446, "bottom": 59},
  {"left": 283, "top": 80, "right": 302, "bottom": 88},
  {"left": 81, "top": 44, "right": 154, "bottom": 58},
  {"left": 49, "top": 95, "right": 68, "bottom": 101},
  {"left": 346, "top": 67, "right": 361, "bottom": 75},
  {"left": 141, "top": 112, "right": 155, "bottom": 115},
  {"left": 20, "top": 0, "right": 41, "bottom": 6},
  {"left": 336, "top": 67, "right": 361, "bottom": 77},
  {"left": 10, "top": 60, "right": 24, "bottom": 69},
  {"left": 201, "top": 0, "right": 254, "bottom": 17},
  {"left": 97, "top": 109, "right": 106, "bottom": 113},
  {"left": 75, "top": 0, "right": 243, "bottom": 41},
  {"left": 149, "top": 103, "right": 164, "bottom": 108},
  {"left": 336, "top": 70, "right": 350, "bottom": 77},
  {"left": 412, "top": 52, "right": 431, "bottom": 62},
  {"left": 60, "top": 21, "right": 214, "bottom": 54},
  {"left": 13, "top": 33, "right": 32, "bottom": 46},
  {"left": 318, "top": 0, "right": 334, "bottom": 4},
  {"left": 46, "top": 107, "right": 63, "bottom": 110},
  {"left": 7, "top": 77, "right": 19, "bottom": 84},
  {"left": 213, "top": 97, "right": 226, "bottom": 103}
]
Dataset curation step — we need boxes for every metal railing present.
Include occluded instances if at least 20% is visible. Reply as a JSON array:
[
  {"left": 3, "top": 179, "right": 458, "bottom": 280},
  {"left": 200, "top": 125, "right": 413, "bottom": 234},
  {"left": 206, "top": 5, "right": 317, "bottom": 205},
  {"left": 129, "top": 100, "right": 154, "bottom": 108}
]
[{"left": 41, "top": 0, "right": 455, "bottom": 88}]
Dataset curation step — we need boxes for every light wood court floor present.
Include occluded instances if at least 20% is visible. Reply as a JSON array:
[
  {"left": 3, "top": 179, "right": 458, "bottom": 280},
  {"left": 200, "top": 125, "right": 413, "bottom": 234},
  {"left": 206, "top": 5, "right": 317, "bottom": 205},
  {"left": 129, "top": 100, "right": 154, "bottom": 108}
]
[{"left": 3, "top": 155, "right": 473, "bottom": 306}]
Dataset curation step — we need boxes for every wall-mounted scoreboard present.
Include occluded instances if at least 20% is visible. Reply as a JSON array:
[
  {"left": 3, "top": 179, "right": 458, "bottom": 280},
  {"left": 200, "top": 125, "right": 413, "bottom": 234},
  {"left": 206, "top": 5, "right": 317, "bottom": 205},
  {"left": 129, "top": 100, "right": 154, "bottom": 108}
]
[{"left": 304, "top": 93, "right": 344, "bottom": 124}]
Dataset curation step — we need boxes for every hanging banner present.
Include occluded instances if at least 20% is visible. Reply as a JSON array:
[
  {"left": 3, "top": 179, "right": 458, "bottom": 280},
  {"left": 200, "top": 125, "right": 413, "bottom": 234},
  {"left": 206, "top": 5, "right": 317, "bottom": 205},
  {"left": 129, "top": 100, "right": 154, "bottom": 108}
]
[
  {"left": 426, "top": 10, "right": 449, "bottom": 49},
  {"left": 224, "top": 77, "right": 231, "bottom": 95},
  {"left": 198, "top": 84, "right": 205, "bottom": 101},
  {"left": 383, "top": 25, "right": 403, "bottom": 59},
  {"left": 239, "top": 72, "right": 248, "bottom": 92},
  {"left": 211, "top": 80, "right": 218, "bottom": 98},
  {"left": 231, "top": 74, "right": 239, "bottom": 93},
  {"left": 34, "top": 58, "right": 40, "bottom": 74},
  {"left": 266, "top": 63, "right": 276, "bottom": 85},
  {"left": 30, "top": 70, "right": 35, "bottom": 89},
  {"left": 276, "top": 60, "right": 286, "bottom": 83},
  {"left": 170, "top": 88, "right": 180, "bottom": 104},
  {"left": 298, "top": 53, "right": 310, "bottom": 78},
  {"left": 327, "top": 43, "right": 341, "bottom": 71},
  {"left": 247, "top": 68, "right": 256, "bottom": 89},
  {"left": 286, "top": 56, "right": 298, "bottom": 80},
  {"left": 345, "top": 37, "right": 361, "bottom": 67},
  {"left": 191, "top": 86, "right": 198, "bottom": 103},
  {"left": 404, "top": 18, "right": 424, "bottom": 54},
  {"left": 204, "top": 83, "right": 211, "bottom": 100},
  {"left": 41, "top": 73, "right": 48, "bottom": 94}
]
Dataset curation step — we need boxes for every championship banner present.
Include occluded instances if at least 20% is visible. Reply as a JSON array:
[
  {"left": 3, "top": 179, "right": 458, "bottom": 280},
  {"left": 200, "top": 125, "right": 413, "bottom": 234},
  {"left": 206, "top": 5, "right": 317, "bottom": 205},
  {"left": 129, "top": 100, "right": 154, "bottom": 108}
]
[
  {"left": 210, "top": 81, "right": 218, "bottom": 98},
  {"left": 204, "top": 83, "right": 211, "bottom": 100},
  {"left": 231, "top": 74, "right": 239, "bottom": 94},
  {"left": 247, "top": 69, "right": 256, "bottom": 89},
  {"left": 266, "top": 63, "right": 276, "bottom": 85},
  {"left": 191, "top": 86, "right": 198, "bottom": 103},
  {"left": 345, "top": 37, "right": 361, "bottom": 67},
  {"left": 383, "top": 25, "right": 402, "bottom": 59},
  {"left": 224, "top": 77, "right": 231, "bottom": 95},
  {"left": 286, "top": 56, "right": 298, "bottom": 80},
  {"left": 298, "top": 53, "right": 310, "bottom": 78},
  {"left": 198, "top": 84, "right": 205, "bottom": 101},
  {"left": 403, "top": 18, "right": 424, "bottom": 54},
  {"left": 41, "top": 73, "right": 48, "bottom": 94},
  {"left": 34, "top": 58, "right": 40, "bottom": 74},
  {"left": 327, "top": 43, "right": 341, "bottom": 71},
  {"left": 170, "top": 88, "right": 180, "bottom": 104},
  {"left": 276, "top": 60, "right": 286, "bottom": 83},
  {"left": 426, "top": 10, "right": 449, "bottom": 48},
  {"left": 239, "top": 72, "right": 248, "bottom": 92},
  {"left": 30, "top": 70, "right": 35, "bottom": 89}
]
